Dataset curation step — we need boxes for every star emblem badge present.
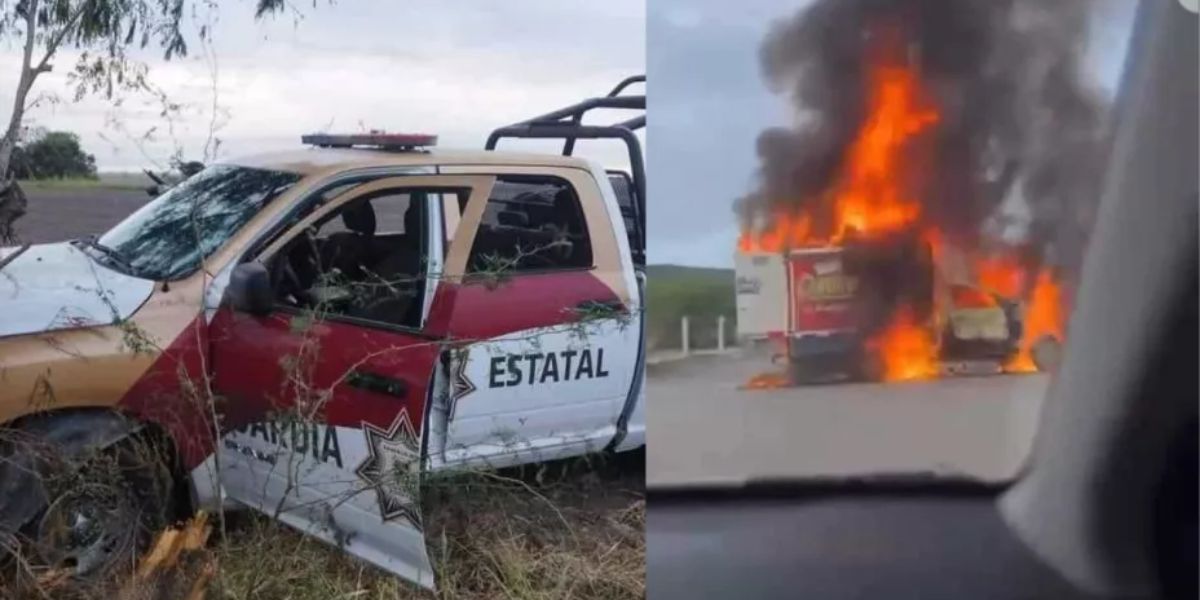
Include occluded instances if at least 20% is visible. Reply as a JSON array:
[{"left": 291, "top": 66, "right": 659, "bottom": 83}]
[
  {"left": 354, "top": 410, "right": 422, "bottom": 527},
  {"left": 448, "top": 350, "right": 476, "bottom": 419}
]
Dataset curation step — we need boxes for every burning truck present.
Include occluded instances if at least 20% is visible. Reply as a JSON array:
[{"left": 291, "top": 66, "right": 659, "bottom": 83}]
[
  {"left": 736, "top": 236, "right": 1063, "bottom": 384},
  {"left": 732, "top": 0, "right": 1096, "bottom": 385}
]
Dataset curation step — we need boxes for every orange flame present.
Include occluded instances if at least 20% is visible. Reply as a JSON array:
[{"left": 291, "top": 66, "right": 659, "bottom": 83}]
[
  {"left": 950, "top": 285, "right": 997, "bottom": 309},
  {"left": 976, "top": 255, "right": 1027, "bottom": 299},
  {"left": 739, "top": 213, "right": 813, "bottom": 253},
  {"left": 735, "top": 29, "right": 1070, "bottom": 383},
  {"left": 739, "top": 54, "right": 939, "bottom": 252},
  {"left": 742, "top": 371, "right": 792, "bottom": 390},
  {"left": 1004, "top": 268, "right": 1065, "bottom": 373},
  {"left": 831, "top": 64, "right": 937, "bottom": 242},
  {"left": 866, "top": 307, "right": 939, "bottom": 382}
]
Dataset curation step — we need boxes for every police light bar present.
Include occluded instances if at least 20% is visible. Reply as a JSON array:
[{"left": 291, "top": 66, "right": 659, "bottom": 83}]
[{"left": 301, "top": 132, "right": 438, "bottom": 150}]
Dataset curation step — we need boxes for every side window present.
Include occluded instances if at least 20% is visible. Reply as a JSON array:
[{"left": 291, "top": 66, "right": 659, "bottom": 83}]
[
  {"left": 466, "top": 176, "right": 593, "bottom": 273},
  {"left": 308, "top": 193, "right": 417, "bottom": 239},
  {"left": 271, "top": 188, "right": 428, "bottom": 329},
  {"left": 441, "top": 191, "right": 466, "bottom": 252}
]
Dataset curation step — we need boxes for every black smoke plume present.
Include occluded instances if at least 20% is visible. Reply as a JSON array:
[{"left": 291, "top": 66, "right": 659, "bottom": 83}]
[{"left": 738, "top": 0, "right": 1109, "bottom": 289}]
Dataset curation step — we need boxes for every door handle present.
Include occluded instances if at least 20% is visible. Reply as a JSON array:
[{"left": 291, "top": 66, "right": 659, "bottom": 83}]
[{"left": 347, "top": 371, "right": 408, "bottom": 398}]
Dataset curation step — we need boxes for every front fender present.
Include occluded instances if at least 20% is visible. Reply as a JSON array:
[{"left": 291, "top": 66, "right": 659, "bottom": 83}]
[{"left": 0, "top": 410, "right": 144, "bottom": 534}]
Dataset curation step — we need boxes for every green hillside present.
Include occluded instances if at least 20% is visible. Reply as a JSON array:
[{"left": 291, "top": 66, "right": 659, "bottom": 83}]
[{"left": 645, "top": 264, "right": 736, "bottom": 351}]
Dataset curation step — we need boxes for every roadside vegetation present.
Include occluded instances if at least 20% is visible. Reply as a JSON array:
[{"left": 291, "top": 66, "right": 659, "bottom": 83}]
[
  {"left": 0, "top": 0, "right": 306, "bottom": 242},
  {"left": 645, "top": 264, "right": 736, "bottom": 352},
  {"left": 16, "top": 173, "right": 147, "bottom": 191},
  {"left": 8, "top": 130, "right": 98, "bottom": 181},
  {"left": 3, "top": 128, "right": 148, "bottom": 193},
  {"left": 218, "top": 453, "right": 644, "bottom": 600},
  {"left": 4, "top": 451, "right": 644, "bottom": 600}
]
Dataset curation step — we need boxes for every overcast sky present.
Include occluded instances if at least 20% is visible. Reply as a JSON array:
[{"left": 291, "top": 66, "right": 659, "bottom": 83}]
[
  {"left": 1, "top": 0, "right": 1140, "bottom": 268},
  {"left": 0, "top": 0, "right": 644, "bottom": 172},
  {"left": 648, "top": 0, "right": 1139, "bottom": 268}
]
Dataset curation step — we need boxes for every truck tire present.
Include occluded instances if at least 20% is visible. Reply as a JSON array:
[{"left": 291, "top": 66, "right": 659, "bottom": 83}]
[
  {"left": 855, "top": 351, "right": 886, "bottom": 383},
  {"left": 787, "top": 361, "right": 816, "bottom": 385},
  {"left": 2, "top": 432, "right": 177, "bottom": 587},
  {"left": 788, "top": 359, "right": 838, "bottom": 385},
  {"left": 1031, "top": 335, "right": 1063, "bottom": 372},
  {"left": 789, "top": 351, "right": 879, "bottom": 384}
]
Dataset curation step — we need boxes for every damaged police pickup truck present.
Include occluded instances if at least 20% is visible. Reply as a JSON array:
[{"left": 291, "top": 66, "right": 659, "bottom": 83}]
[{"left": 0, "top": 77, "right": 646, "bottom": 590}]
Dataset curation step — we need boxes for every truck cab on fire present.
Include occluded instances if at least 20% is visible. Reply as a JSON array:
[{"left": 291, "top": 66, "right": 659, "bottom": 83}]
[
  {"left": 736, "top": 236, "right": 1057, "bottom": 383},
  {"left": 0, "top": 77, "right": 646, "bottom": 590}
]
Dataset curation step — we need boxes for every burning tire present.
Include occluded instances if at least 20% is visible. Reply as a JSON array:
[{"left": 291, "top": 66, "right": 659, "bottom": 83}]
[
  {"left": 1031, "top": 335, "right": 1063, "bottom": 372},
  {"left": 853, "top": 348, "right": 886, "bottom": 383}
]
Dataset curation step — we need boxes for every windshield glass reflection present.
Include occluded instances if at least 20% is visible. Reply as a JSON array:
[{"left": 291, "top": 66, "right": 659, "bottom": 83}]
[{"left": 98, "top": 165, "right": 300, "bottom": 281}]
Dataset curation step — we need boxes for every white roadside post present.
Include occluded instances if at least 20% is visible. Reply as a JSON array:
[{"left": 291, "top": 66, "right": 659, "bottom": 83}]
[
  {"left": 717, "top": 315, "right": 726, "bottom": 351},
  {"left": 681, "top": 315, "right": 690, "bottom": 356}
]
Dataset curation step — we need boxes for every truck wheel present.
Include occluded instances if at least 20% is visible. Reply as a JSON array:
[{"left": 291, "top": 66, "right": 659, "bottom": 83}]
[
  {"left": 787, "top": 361, "right": 813, "bottom": 385},
  {"left": 25, "top": 435, "right": 176, "bottom": 582},
  {"left": 789, "top": 360, "right": 833, "bottom": 385},
  {"left": 1031, "top": 335, "right": 1063, "bottom": 372},
  {"left": 856, "top": 351, "right": 886, "bottom": 383}
]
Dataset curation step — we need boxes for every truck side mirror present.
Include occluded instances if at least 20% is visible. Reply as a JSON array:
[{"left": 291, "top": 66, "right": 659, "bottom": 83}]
[{"left": 227, "top": 261, "right": 274, "bottom": 316}]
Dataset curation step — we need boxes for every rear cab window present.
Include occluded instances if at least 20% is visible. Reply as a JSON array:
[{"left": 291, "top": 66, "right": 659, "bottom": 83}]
[{"left": 466, "top": 176, "right": 594, "bottom": 274}]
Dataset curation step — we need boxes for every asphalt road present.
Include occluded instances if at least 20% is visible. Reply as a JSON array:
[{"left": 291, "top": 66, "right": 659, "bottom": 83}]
[
  {"left": 646, "top": 348, "right": 1051, "bottom": 488},
  {"left": 12, "top": 184, "right": 416, "bottom": 246},
  {"left": 14, "top": 186, "right": 149, "bottom": 245}
]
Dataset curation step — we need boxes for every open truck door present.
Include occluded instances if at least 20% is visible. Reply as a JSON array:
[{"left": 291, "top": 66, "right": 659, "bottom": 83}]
[{"left": 209, "top": 171, "right": 490, "bottom": 590}]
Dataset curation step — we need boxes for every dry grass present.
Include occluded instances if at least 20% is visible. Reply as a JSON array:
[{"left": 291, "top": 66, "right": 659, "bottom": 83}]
[
  {"left": 4, "top": 450, "right": 645, "bottom": 600},
  {"left": 17, "top": 173, "right": 149, "bottom": 191},
  {"left": 423, "top": 452, "right": 645, "bottom": 600}
]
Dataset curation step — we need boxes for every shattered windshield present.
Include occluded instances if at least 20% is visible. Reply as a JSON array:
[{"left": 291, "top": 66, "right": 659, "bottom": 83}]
[{"left": 97, "top": 165, "right": 301, "bottom": 281}]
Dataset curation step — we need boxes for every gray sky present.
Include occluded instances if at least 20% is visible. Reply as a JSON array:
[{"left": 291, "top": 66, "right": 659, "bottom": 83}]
[
  {"left": 0, "top": 0, "right": 644, "bottom": 172},
  {"left": 648, "top": 0, "right": 1138, "bottom": 268},
  {"left": 0, "top": 0, "right": 1140, "bottom": 268}
]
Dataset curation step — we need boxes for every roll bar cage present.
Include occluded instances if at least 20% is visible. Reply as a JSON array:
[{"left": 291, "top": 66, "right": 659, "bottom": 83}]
[{"left": 485, "top": 75, "right": 646, "bottom": 260}]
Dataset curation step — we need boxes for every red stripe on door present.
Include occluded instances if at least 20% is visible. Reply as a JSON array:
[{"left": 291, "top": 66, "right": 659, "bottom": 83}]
[{"left": 445, "top": 270, "right": 619, "bottom": 341}]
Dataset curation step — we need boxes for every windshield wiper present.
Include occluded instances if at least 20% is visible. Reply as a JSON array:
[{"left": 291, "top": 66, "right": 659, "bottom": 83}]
[{"left": 73, "top": 236, "right": 135, "bottom": 273}]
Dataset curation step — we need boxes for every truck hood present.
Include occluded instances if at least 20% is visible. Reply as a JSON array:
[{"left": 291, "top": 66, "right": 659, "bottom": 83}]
[{"left": 0, "top": 242, "right": 155, "bottom": 338}]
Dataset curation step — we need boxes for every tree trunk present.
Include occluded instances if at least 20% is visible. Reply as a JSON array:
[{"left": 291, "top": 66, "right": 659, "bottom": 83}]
[
  {"left": 0, "top": 78, "right": 36, "bottom": 245},
  {"left": 0, "top": 0, "right": 41, "bottom": 243},
  {"left": 0, "top": 89, "right": 29, "bottom": 178}
]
